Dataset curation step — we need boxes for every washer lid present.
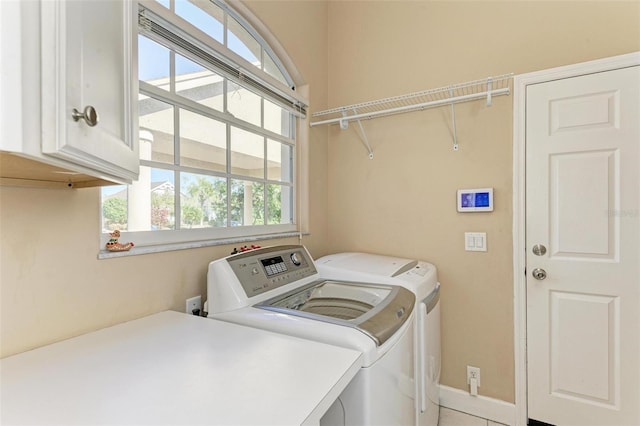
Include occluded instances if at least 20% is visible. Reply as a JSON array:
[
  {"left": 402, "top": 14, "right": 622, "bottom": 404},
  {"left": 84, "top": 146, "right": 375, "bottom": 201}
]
[{"left": 255, "top": 280, "right": 415, "bottom": 346}]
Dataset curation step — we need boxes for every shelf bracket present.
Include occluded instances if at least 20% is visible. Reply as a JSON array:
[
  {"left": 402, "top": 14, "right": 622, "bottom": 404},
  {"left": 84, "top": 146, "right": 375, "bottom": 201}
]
[
  {"left": 341, "top": 108, "right": 373, "bottom": 159},
  {"left": 486, "top": 77, "right": 493, "bottom": 107},
  {"left": 449, "top": 87, "right": 459, "bottom": 151},
  {"left": 339, "top": 111, "right": 349, "bottom": 130}
]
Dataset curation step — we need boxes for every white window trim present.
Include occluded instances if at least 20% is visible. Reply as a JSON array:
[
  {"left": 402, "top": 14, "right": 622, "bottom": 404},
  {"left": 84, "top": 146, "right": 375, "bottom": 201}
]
[{"left": 98, "top": 230, "right": 305, "bottom": 259}]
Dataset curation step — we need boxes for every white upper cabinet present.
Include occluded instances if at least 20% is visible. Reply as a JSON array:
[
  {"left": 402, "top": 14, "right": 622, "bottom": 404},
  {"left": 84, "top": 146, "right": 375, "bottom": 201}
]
[
  {"left": 41, "top": 0, "right": 139, "bottom": 183},
  {"left": 0, "top": 0, "right": 139, "bottom": 187}
]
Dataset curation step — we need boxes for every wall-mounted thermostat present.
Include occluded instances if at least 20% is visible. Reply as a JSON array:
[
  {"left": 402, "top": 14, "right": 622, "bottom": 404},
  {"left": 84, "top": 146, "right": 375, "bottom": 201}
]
[{"left": 457, "top": 188, "right": 493, "bottom": 212}]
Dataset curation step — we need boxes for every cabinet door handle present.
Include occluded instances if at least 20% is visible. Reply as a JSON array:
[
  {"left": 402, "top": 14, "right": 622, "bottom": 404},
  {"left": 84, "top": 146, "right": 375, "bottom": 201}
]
[{"left": 72, "top": 105, "right": 99, "bottom": 127}]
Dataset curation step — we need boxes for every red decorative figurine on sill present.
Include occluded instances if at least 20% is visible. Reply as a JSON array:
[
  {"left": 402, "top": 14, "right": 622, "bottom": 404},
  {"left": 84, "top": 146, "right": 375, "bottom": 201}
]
[{"left": 105, "top": 230, "right": 134, "bottom": 252}]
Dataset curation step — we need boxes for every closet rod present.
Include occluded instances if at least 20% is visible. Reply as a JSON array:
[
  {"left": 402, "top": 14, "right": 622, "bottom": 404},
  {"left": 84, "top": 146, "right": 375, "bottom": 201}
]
[{"left": 310, "top": 87, "right": 510, "bottom": 127}]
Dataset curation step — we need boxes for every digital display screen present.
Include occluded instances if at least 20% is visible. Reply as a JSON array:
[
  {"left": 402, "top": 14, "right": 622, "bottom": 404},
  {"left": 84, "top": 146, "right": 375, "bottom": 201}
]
[
  {"left": 461, "top": 192, "right": 490, "bottom": 208},
  {"left": 461, "top": 193, "right": 475, "bottom": 208},
  {"left": 474, "top": 192, "right": 490, "bottom": 207},
  {"left": 261, "top": 256, "right": 288, "bottom": 276}
]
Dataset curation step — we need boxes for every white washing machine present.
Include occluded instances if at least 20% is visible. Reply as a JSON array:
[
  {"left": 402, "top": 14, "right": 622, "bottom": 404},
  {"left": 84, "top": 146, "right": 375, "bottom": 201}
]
[
  {"left": 205, "top": 245, "right": 416, "bottom": 426},
  {"left": 315, "top": 252, "right": 441, "bottom": 426}
]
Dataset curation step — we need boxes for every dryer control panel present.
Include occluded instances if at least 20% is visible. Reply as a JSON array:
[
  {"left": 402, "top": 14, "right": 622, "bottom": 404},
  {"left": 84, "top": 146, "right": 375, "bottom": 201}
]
[{"left": 226, "top": 245, "right": 317, "bottom": 298}]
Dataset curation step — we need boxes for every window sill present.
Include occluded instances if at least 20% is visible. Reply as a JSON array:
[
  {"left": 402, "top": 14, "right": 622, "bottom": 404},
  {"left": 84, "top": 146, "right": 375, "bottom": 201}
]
[{"left": 97, "top": 231, "right": 305, "bottom": 259}]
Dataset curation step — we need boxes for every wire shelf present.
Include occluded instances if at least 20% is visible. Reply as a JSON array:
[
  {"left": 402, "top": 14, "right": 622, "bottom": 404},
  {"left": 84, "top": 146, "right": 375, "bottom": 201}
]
[{"left": 310, "top": 73, "right": 513, "bottom": 127}]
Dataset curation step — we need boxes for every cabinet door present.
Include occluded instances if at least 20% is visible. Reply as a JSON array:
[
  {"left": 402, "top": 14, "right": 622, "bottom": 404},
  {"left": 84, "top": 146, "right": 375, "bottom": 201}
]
[{"left": 41, "top": 0, "right": 139, "bottom": 184}]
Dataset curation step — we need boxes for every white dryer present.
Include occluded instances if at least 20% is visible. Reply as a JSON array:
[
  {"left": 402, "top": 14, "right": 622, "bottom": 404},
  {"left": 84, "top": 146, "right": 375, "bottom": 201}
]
[
  {"left": 315, "top": 252, "right": 441, "bottom": 426},
  {"left": 205, "top": 245, "right": 416, "bottom": 426}
]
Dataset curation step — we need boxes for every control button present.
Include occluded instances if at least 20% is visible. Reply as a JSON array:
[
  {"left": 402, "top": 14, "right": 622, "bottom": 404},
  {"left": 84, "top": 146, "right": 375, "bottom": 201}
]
[{"left": 252, "top": 267, "right": 259, "bottom": 275}]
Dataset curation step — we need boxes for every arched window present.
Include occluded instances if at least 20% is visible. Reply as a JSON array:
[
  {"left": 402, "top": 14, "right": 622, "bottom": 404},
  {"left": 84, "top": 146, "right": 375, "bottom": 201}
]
[{"left": 101, "top": 0, "right": 306, "bottom": 253}]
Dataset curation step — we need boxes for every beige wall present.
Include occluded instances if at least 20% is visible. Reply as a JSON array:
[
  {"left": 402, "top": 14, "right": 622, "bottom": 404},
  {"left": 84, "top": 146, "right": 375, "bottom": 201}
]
[
  {"left": 0, "top": 1, "right": 329, "bottom": 358},
  {"left": 326, "top": 0, "right": 639, "bottom": 403}
]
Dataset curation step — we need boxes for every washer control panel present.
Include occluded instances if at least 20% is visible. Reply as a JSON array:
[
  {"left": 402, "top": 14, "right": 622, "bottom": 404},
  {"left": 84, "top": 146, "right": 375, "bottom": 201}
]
[{"left": 227, "top": 245, "right": 317, "bottom": 298}]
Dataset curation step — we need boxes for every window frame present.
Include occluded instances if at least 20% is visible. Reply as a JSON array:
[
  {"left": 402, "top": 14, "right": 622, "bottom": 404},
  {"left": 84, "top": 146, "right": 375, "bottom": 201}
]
[{"left": 100, "top": 0, "right": 305, "bottom": 256}]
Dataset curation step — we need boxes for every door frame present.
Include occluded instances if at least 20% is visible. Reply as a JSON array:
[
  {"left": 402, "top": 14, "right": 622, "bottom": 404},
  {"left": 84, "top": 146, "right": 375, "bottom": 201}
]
[{"left": 512, "top": 51, "right": 640, "bottom": 426}]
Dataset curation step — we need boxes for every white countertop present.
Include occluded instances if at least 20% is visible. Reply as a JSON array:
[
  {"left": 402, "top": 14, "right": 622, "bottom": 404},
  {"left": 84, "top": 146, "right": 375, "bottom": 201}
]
[{"left": 0, "top": 311, "right": 363, "bottom": 425}]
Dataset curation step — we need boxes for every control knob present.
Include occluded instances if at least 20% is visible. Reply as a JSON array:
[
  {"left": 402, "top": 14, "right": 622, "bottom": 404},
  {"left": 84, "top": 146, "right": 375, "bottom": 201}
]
[{"left": 290, "top": 252, "right": 301, "bottom": 266}]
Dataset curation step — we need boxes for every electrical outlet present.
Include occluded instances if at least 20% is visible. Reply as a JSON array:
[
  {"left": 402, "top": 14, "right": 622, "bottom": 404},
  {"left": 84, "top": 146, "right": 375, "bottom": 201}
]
[
  {"left": 186, "top": 295, "right": 202, "bottom": 315},
  {"left": 467, "top": 366, "right": 481, "bottom": 386}
]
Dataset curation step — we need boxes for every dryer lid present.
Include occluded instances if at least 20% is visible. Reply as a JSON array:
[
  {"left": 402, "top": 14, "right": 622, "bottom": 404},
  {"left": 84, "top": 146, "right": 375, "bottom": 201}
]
[
  {"left": 255, "top": 280, "right": 415, "bottom": 346},
  {"left": 318, "top": 253, "right": 418, "bottom": 277}
]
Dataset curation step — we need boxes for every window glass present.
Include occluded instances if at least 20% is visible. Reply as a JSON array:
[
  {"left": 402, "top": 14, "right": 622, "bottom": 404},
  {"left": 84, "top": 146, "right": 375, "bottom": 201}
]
[
  {"left": 227, "top": 81, "right": 261, "bottom": 127},
  {"left": 230, "top": 127, "right": 264, "bottom": 178},
  {"left": 227, "top": 15, "right": 261, "bottom": 67},
  {"left": 230, "top": 179, "right": 264, "bottom": 226},
  {"left": 139, "top": 98, "right": 174, "bottom": 164},
  {"left": 150, "top": 168, "right": 176, "bottom": 230},
  {"left": 264, "top": 53, "right": 288, "bottom": 86},
  {"left": 155, "top": 0, "right": 169, "bottom": 9},
  {"left": 102, "top": 185, "right": 128, "bottom": 232},
  {"left": 122, "top": 167, "right": 176, "bottom": 232},
  {"left": 180, "top": 172, "right": 227, "bottom": 228},
  {"left": 267, "top": 184, "right": 292, "bottom": 225},
  {"left": 179, "top": 109, "right": 227, "bottom": 172},
  {"left": 175, "top": 54, "right": 224, "bottom": 112},
  {"left": 267, "top": 139, "right": 292, "bottom": 182},
  {"left": 264, "top": 99, "right": 290, "bottom": 137},
  {"left": 139, "top": 36, "right": 170, "bottom": 91},
  {"left": 175, "top": 0, "right": 224, "bottom": 44}
]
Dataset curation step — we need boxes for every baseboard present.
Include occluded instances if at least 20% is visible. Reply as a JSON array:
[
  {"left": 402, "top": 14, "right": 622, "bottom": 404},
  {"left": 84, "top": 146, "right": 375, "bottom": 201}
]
[{"left": 439, "top": 385, "right": 516, "bottom": 425}]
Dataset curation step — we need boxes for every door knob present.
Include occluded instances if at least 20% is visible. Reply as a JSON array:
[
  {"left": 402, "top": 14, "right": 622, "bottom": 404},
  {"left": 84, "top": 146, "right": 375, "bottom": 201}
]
[
  {"left": 532, "top": 268, "right": 547, "bottom": 280},
  {"left": 72, "top": 105, "right": 99, "bottom": 127}
]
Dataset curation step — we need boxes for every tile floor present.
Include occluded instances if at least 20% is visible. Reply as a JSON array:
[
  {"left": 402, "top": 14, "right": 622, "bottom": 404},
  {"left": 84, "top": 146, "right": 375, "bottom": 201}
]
[{"left": 439, "top": 407, "right": 507, "bottom": 426}]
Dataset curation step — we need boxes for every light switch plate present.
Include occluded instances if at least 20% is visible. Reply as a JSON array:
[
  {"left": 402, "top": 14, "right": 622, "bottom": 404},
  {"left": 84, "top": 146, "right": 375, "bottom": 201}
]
[{"left": 465, "top": 232, "right": 487, "bottom": 252}]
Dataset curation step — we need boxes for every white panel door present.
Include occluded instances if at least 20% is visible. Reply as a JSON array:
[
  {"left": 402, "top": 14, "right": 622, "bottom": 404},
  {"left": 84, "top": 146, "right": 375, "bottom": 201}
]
[{"left": 526, "top": 66, "right": 640, "bottom": 425}]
